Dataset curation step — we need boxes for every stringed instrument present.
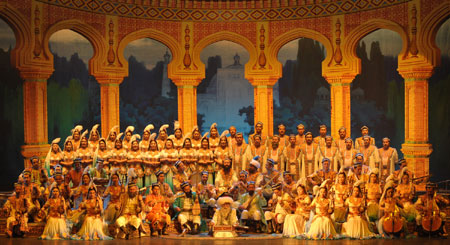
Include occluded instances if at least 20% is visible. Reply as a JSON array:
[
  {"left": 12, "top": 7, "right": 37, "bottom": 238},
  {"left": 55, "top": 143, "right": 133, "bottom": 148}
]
[
  {"left": 382, "top": 202, "right": 403, "bottom": 235},
  {"left": 242, "top": 173, "right": 281, "bottom": 210},
  {"left": 421, "top": 196, "right": 442, "bottom": 233}
]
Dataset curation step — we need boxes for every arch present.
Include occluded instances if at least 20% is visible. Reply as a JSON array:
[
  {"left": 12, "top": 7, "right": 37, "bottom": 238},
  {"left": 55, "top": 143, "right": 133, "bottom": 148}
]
[
  {"left": 268, "top": 28, "right": 334, "bottom": 78},
  {"left": 0, "top": 3, "right": 32, "bottom": 68},
  {"left": 192, "top": 31, "right": 258, "bottom": 78},
  {"left": 42, "top": 19, "right": 107, "bottom": 75},
  {"left": 344, "top": 19, "right": 409, "bottom": 65},
  {"left": 419, "top": 1, "right": 450, "bottom": 67},
  {"left": 118, "top": 28, "right": 181, "bottom": 77}
]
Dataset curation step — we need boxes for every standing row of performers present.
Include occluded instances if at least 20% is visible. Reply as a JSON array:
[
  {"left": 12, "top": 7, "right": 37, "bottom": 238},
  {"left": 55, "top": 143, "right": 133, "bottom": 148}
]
[{"left": 4, "top": 122, "right": 449, "bottom": 239}]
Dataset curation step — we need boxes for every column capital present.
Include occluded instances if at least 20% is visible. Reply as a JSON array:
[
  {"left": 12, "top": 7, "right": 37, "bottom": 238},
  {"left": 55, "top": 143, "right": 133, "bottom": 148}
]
[
  {"left": 401, "top": 143, "right": 433, "bottom": 158},
  {"left": 398, "top": 66, "right": 434, "bottom": 81},
  {"left": 247, "top": 76, "right": 279, "bottom": 87},
  {"left": 18, "top": 67, "right": 54, "bottom": 81},
  {"left": 171, "top": 76, "right": 202, "bottom": 87},
  {"left": 323, "top": 73, "right": 357, "bottom": 85},
  {"left": 95, "top": 74, "right": 125, "bottom": 85}
]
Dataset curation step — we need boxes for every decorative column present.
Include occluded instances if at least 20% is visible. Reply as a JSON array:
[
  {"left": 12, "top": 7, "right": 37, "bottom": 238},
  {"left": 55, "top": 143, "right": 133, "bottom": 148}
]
[
  {"left": 172, "top": 77, "right": 201, "bottom": 132},
  {"left": 20, "top": 71, "right": 52, "bottom": 168},
  {"left": 324, "top": 75, "right": 354, "bottom": 140},
  {"left": 399, "top": 67, "right": 433, "bottom": 182},
  {"left": 96, "top": 77, "right": 122, "bottom": 138},
  {"left": 248, "top": 78, "right": 278, "bottom": 137}
]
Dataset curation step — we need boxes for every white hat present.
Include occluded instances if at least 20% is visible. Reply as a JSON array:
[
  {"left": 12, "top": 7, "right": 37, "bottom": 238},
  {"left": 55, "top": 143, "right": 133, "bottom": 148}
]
[
  {"left": 217, "top": 196, "right": 234, "bottom": 207},
  {"left": 249, "top": 157, "right": 260, "bottom": 169}
]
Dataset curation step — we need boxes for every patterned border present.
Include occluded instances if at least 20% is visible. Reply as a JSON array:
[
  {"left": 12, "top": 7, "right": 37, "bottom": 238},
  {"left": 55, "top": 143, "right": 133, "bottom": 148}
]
[{"left": 37, "top": 0, "right": 410, "bottom": 22}]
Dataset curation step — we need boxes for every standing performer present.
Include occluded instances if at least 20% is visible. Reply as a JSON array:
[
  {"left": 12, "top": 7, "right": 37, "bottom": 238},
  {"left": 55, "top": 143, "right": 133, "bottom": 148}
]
[
  {"left": 139, "top": 124, "right": 154, "bottom": 153},
  {"left": 313, "top": 125, "right": 328, "bottom": 148},
  {"left": 71, "top": 125, "right": 83, "bottom": 151},
  {"left": 191, "top": 126, "right": 202, "bottom": 150},
  {"left": 284, "top": 135, "right": 301, "bottom": 180},
  {"left": 265, "top": 135, "right": 285, "bottom": 172},
  {"left": 76, "top": 133, "right": 93, "bottom": 169},
  {"left": 179, "top": 137, "right": 197, "bottom": 178},
  {"left": 295, "top": 124, "right": 306, "bottom": 147},
  {"left": 157, "top": 125, "right": 169, "bottom": 150},
  {"left": 245, "top": 135, "right": 266, "bottom": 169},
  {"left": 318, "top": 136, "right": 341, "bottom": 172},
  {"left": 340, "top": 138, "right": 357, "bottom": 172},
  {"left": 106, "top": 126, "right": 119, "bottom": 150},
  {"left": 115, "top": 183, "right": 146, "bottom": 239},
  {"left": 122, "top": 126, "right": 134, "bottom": 152},
  {"left": 197, "top": 137, "right": 214, "bottom": 184},
  {"left": 145, "top": 183, "right": 170, "bottom": 236},
  {"left": 249, "top": 121, "right": 268, "bottom": 147},
  {"left": 232, "top": 132, "right": 248, "bottom": 172},
  {"left": 214, "top": 132, "right": 232, "bottom": 172},
  {"left": 160, "top": 138, "right": 179, "bottom": 190},
  {"left": 238, "top": 181, "right": 267, "bottom": 233},
  {"left": 209, "top": 123, "right": 220, "bottom": 150},
  {"left": 355, "top": 126, "right": 375, "bottom": 150},
  {"left": 299, "top": 132, "right": 319, "bottom": 178},
  {"left": 142, "top": 138, "right": 160, "bottom": 187},
  {"left": 88, "top": 124, "right": 100, "bottom": 152},
  {"left": 173, "top": 181, "right": 202, "bottom": 235},
  {"left": 277, "top": 124, "right": 289, "bottom": 148},
  {"left": 358, "top": 135, "right": 380, "bottom": 170},
  {"left": 378, "top": 138, "right": 398, "bottom": 181},
  {"left": 44, "top": 139, "right": 63, "bottom": 177},
  {"left": 95, "top": 139, "right": 110, "bottom": 175},
  {"left": 61, "top": 138, "right": 76, "bottom": 175},
  {"left": 172, "top": 122, "right": 184, "bottom": 150},
  {"left": 336, "top": 127, "right": 349, "bottom": 154}
]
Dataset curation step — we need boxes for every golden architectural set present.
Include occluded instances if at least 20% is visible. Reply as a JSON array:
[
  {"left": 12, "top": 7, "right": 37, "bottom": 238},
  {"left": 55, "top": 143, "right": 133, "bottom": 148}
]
[{"left": 0, "top": 0, "right": 448, "bottom": 199}]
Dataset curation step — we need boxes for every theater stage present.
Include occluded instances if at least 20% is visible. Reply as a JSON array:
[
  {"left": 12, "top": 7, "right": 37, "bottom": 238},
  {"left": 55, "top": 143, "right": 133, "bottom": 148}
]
[{"left": 0, "top": 236, "right": 448, "bottom": 245}]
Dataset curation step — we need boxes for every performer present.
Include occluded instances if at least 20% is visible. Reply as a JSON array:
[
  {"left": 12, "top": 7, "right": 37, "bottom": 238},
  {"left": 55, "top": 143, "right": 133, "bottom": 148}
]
[
  {"left": 295, "top": 124, "right": 306, "bottom": 147},
  {"left": 340, "top": 138, "right": 357, "bottom": 172},
  {"left": 210, "top": 196, "right": 239, "bottom": 237},
  {"left": 336, "top": 127, "right": 349, "bottom": 154},
  {"left": 227, "top": 126, "right": 238, "bottom": 148},
  {"left": 76, "top": 133, "right": 93, "bottom": 169},
  {"left": 142, "top": 138, "right": 160, "bottom": 187},
  {"left": 249, "top": 121, "right": 268, "bottom": 147},
  {"left": 3, "top": 182, "right": 30, "bottom": 238},
  {"left": 127, "top": 135, "right": 144, "bottom": 188},
  {"left": 173, "top": 161, "right": 190, "bottom": 194},
  {"left": 355, "top": 126, "right": 375, "bottom": 150},
  {"left": 283, "top": 135, "right": 301, "bottom": 180},
  {"left": 106, "top": 126, "right": 119, "bottom": 150},
  {"left": 179, "top": 137, "right": 197, "bottom": 178},
  {"left": 415, "top": 182, "right": 450, "bottom": 237},
  {"left": 115, "top": 183, "right": 146, "bottom": 239},
  {"left": 238, "top": 181, "right": 267, "bottom": 233},
  {"left": 173, "top": 181, "right": 202, "bottom": 235},
  {"left": 209, "top": 123, "right": 220, "bottom": 150},
  {"left": 299, "top": 132, "right": 319, "bottom": 178},
  {"left": 214, "top": 132, "right": 232, "bottom": 172},
  {"left": 139, "top": 124, "right": 154, "bottom": 153},
  {"left": 66, "top": 158, "right": 83, "bottom": 189},
  {"left": 109, "top": 134, "right": 127, "bottom": 182},
  {"left": 245, "top": 135, "right": 266, "bottom": 169},
  {"left": 44, "top": 171, "right": 71, "bottom": 212},
  {"left": 283, "top": 181, "right": 311, "bottom": 237},
  {"left": 396, "top": 167, "right": 418, "bottom": 223},
  {"left": 44, "top": 139, "right": 63, "bottom": 177},
  {"left": 197, "top": 137, "right": 214, "bottom": 184},
  {"left": 194, "top": 171, "right": 217, "bottom": 210},
  {"left": 277, "top": 124, "right": 289, "bottom": 147},
  {"left": 160, "top": 138, "right": 179, "bottom": 190},
  {"left": 71, "top": 125, "right": 83, "bottom": 151},
  {"left": 347, "top": 154, "right": 370, "bottom": 186},
  {"left": 95, "top": 139, "right": 110, "bottom": 175},
  {"left": 261, "top": 158, "right": 282, "bottom": 198},
  {"left": 30, "top": 156, "right": 47, "bottom": 187},
  {"left": 103, "top": 168, "right": 124, "bottom": 225},
  {"left": 330, "top": 170, "right": 349, "bottom": 223},
  {"left": 265, "top": 183, "right": 292, "bottom": 234},
  {"left": 191, "top": 126, "right": 202, "bottom": 150},
  {"left": 247, "top": 157, "right": 264, "bottom": 187},
  {"left": 307, "top": 158, "right": 336, "bottom": 191},
  {"left": 215, "top": 157, "right": 238, "bottom": 197},
  {"left": 232, "top": 132, "right": 248, "bottom": 172},
  {"left": 313, "top": 125, "right": 328, "bottom": 148},
  {"left": 318, "top": 136, "right": 340, "bottom": 172},
  {"left": 72, "top": 167, "right": 92, "bottom": 209},
  {"left": 156, "top": 125, "right": 169, "bottom": 150},
  {"left": 61, "top": 137, "right": 76, "bottom": 175},
  {"left": 155, "top": 170, "right": 174, "bottom": 200},
  {"left": 358, "top": 135, "right": 380, "bottom": 170},
  {"left": 378, "top": 181, "right": 407, "bottom": 238},
  {"left": 88, "top": 124, "right": 100, "bottom": 152},
  {"left": 122, "top": 126, "right": 134, "bottom": 152},
  {"left": 341, "top": 181, "right": 375, "bottom": 239},
  {"left": 366, "top": 168, "right": 382, "bottom": 222},
  {"left": 172, "top": 122, "right": 184, "bottom": 150},
  {"left": 265, "top": 135, "right": 285, "bottom": 172},
  {"left": 229, "top": 170, "right": 248, "bottom": 201},
  {"left": 305, "top": 180, "right": 337, "bottom": 239},
  {"left": 39, "top": 184, "right": 70, "bottom": 240},
  {"left": 72, "top": 185, "right": 112, "bottom": 240},
  {"left": 378, "top": 137, "right": 398, "bottom": 181},
  {"left": 145, "top": 183, "right": 170, "bottom": 236}
]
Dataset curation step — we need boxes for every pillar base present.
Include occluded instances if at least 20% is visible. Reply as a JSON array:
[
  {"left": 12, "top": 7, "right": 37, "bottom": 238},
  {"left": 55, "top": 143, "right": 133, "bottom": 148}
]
[
  {"left": 21, "top": 144, "right": 49, "bottom": 169},
  {"left": 401, "top": 143, "right": 432, "bottom": 191}
]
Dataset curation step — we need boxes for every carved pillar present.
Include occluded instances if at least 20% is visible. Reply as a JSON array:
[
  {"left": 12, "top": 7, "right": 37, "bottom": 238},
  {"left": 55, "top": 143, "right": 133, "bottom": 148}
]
[
  {"left": 248, "top": 78, "right": 278, "bottom": 137},
  {"left": 172, "top": 77, "right": 201, "bottom": 132},
  {"left": 325, "top": 75, "right": 354, "bottom": 139},
  {"left": 20, "top": 71, "right": 52, "bottom": 168},
  {"left": 399, "top": 67, "right": 433, "bottom": 182},
  {"left": 96, "top": 78, "right": 122, "bottom": 138}
]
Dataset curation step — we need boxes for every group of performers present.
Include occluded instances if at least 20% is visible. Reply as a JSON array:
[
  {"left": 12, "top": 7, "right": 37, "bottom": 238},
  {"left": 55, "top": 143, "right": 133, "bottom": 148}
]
[{"left": 2, "top": 122, "right": 449, "bottom": 240}]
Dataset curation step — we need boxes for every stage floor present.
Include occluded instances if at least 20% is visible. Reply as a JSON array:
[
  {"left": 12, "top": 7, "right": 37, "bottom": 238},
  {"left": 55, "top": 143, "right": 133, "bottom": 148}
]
[{"left": 0, "top": 237, "right": 448, "bottom": 245}]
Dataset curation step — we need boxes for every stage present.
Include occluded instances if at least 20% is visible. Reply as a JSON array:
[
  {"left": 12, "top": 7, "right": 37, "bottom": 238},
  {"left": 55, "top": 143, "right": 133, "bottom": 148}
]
[{"left": 0, "top": 237, "right": 448, "bottom": 245}]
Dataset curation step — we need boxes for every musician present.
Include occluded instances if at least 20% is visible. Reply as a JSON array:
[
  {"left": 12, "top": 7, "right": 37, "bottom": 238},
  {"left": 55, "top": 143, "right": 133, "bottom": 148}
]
[
  {"left": 173, "top": 161, "right": 190, "bottom": 194},
  {"left": 378, "top": 181, "right": 407, "bottom": 238},
  {"left": 155, "top": 170, "right": 174, "bottom": 201},
  {"left": 264, "top": 183, "right": 292, "bottom": 234},
  {"left": 306, "top": 180, "right": 337, "bottom": 239},
  {"left": 30, "top": 156, "right": 47, "bottom": 186},
  {"left": 283, "top": 182, "right": 311, "bottom": 237},
  {"left": 347, "top": 155, "right": 370, "bottom": 186},
  {"left": 261, "top": 158, "right": 282, "bottom": 199},
  {"left": 393, "top": 159, "right": 414, "bottom": 183},
  {"left": 395, "top": 167, "right": 418, "bottom": 223},
  {"left": 215, "top": 157, "right": 238, "bottom": 196},
  {"left": 145, "top": 183, "right": 171, "bottom": 236},
  {"left": 366, "top": 168, "right": 382, "bottom": 222},
  {"left": 330, "top": 170, "right": 349, "bottom": 223},
  {"left": 282, "top": 171, "right": 296, "bottom": 194},
  {"left": 66, "top": 158, "right": 83, "bottom": 189},
  {"left": 173, "top": 181, "right": 202, "bottom": 235},
  {"left": 238, "top": 181, "right": 267, "bottom": 233},
  {"left": 229, "top": 170, "right": 248, "bottom": 201},
  {"left": 247, "top": 157, "right": 263, "bottom": 187},
  {"left": 415, "top": 182, "right": 450, "bottom": 237},
  {"left": 210, "top": 196, "right": 239, "bottom": 237},
  {"left": 307, "top": 158, "right": 336, "bottom": 191},
  {"left": 194, "top": 171, "right": 217, "bottom": 210},
  {"left": 3, "top": 182, "right": 30, "bottom": 237},
  {"left": 115, "top": 183, "right": 146, "bottom": 239}
]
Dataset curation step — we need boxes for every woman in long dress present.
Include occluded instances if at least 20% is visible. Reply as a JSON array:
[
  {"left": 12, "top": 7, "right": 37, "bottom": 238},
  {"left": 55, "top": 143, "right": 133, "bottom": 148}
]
[
  {"left": 160, "top": 138, "right": 179, "bottom": 190},
  {"left": 366, "top": 168, "right": 382, "bottom": 222},
  {"left": 39, "top": 185, "right": 70, "bottom": 240},
  {"left": 283, "top": 183, "right": 311, "bottom": 237},
  {"left": 72, "top": 186, "right": 112, "bottom": 240},
  {"left": 341, "top": 183, "right": 375, "bottom": 239},
  {"left": 142, "top": 138, "right": 160, "bottom": 187},
  {"left": 197, "top": 137, "right": 214, "bottom": 184},
  {"left": 304, "top": 181, "right": 337, "bottom": 239},
  {"left": 102, "top": 169, "right": 124, "bottom": 224},
  {"left": 214, "top": 133, "right": 232, "bottom": 173},
  {"left": 377, "top": 182, "right": 408, "bottom": 238},
  {"left": 179, "top": 137, "right": 198, "bottom": 180},
  {"left": 330, "top": 171, "right": 349, "bottom": 223},
  {"left": 395, "top": 167, "right": 418, "bottom": 223}
]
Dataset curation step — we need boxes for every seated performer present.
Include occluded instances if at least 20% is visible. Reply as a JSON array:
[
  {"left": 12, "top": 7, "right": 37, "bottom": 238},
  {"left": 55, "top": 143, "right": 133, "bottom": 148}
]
[
  {"left": 155, "top": 170, "right": 174, "bottom": 201},
  {"left": 341, "top": 181, "right": 375, "bottom": 239},
  {"left": 283, "top": 181, "right": 311, "bottom": 237},
  {"left": 72, "top": 185, "right": 112, "bottom": 240},
  {"left": 3, "top": 182, "right": 30, "bottom": 238},
  {"left": 215, "top": 157, "right": 238, "bottom": 196},
  {"left": 415, "top": 182, "right": 450, "bottom": 237},
  {"left": 330, "top": 170, "right": 349, "bottom": 224},
  {"left": 377, "top": 181, "right": 408, "bottom": 238},
  {"left": 305, "top": 180, "right": 337, "bottom": 240},
  {"left": 145, "top": 183, "right": 171, "bottom": 236},
  {"left": 210, "top": 196, "right": 239, "bottom": 238},
  {"left": 261, "top": 158, "right": 282, "bottom": 199},
  {"left": 39, "top": 184, "right": 70, "bottom": 240},
  {"left": 395, "top": 167, "right": 418, "bottom": 223},
  {"left": 247, "top": 157, "right": 264, "bottom": 186},
  {"left": 307, "top": 158, "right": 336, "bottom": 191},
  {"left": 173, "top": 161, "right": 190, "bottom": 194},
  {"left": 194, "top": 171, "right": 217, "bottom": 211},
  {"left": 347, "top": 154, "right": 370, "bottom": 186},
  {"left": 265, "top": 183, "right": 292, "bottom": 234},
  {"left": 66, "top": 158, "right": 83, "bottom": 188},
  {"left": 115, "top": 183, "right": 146, "bottom": 239},
  {"left": 103, "top": 168, "right": 124, "bottom": 225},
  {"left": 31, "top": 156, "right": 48, "bottom": 186},
  {"left": 366, "top": 168, "right": 382, "bottom": 222},
  {"left": 238, "top": 181, "right": 267, "bottom": 233},
  {"left": 173, "top": 181, "right": 202, "bottom": 235}
]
